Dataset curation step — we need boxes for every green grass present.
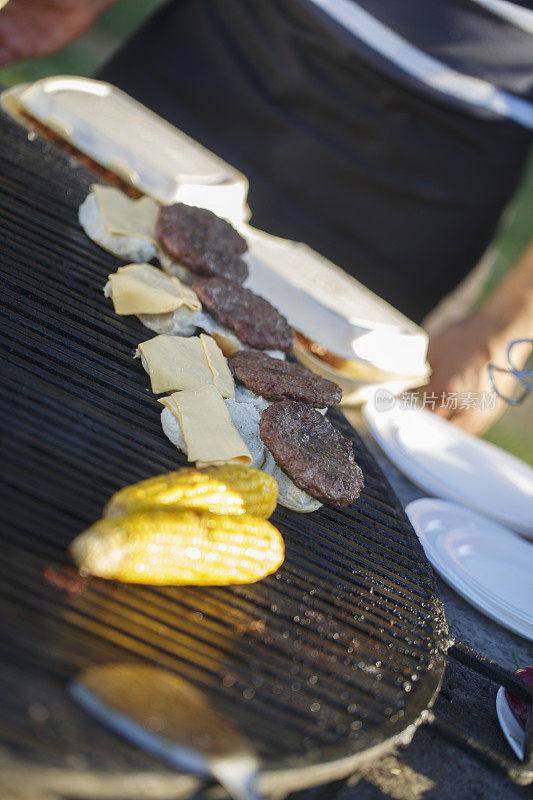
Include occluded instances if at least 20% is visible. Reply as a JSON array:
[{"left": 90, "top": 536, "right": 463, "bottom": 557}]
[
  {"left": 478, "top": 155, "right": 533, "bottom": 303},
  {"left": 0, "top": 0, "right": 162, "bottom": 87},
  {"left": 1, "top": 0, "right": 531, "bottom": 464},
  {"left": 484, "top": 396, "right": 532, "bottom": 466},
  {"left": 477, "top": 159, "right": 533, "bottom": 466}
]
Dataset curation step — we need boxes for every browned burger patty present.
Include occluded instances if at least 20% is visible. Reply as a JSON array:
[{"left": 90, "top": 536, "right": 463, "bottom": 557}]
[
  {"left": 193, "top": 277, "right": 295, "bottom": 354},
  {"left": 156, "top": 203, "right": 248, "bottom": 283},
  {"left": 229, "top": 350, "right": 342, "bottom": 406},
  {"left": 259, "top": 401, "right": 364, "bottom": 507}
]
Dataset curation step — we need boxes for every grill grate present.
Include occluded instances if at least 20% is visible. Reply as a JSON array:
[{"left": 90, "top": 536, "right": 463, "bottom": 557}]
[{"left": 0, "top": 112, "right": 448, "bottom": 788}]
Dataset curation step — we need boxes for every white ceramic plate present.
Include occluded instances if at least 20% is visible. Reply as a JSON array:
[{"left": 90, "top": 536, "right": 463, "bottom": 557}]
[
  {"left": 364, "top": 402, "right": 533, "bottom": 538},
  {"left": 495, "top": 686, "right": 526, "bottom": 761},
  {"left": 406, "top": 499, "right": 533, "bottom": 640}
]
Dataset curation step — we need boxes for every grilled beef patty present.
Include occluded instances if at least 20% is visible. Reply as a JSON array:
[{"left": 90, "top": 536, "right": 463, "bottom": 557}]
[
  {"left": 230, "top": 350, "right": 341, "bottom": 406},
  {"left": 156, "top": 203, "right": 248, "bottom": 283},
  {"left": 259, "top": 401, "right": 363, "bottom": 507},
  {"left": 193, "top": 277, "right": 294, "bottom": 353}
]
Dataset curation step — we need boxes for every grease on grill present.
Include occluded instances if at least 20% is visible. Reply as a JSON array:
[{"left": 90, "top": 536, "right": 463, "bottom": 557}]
[
  {"left": 156, "top": 203, "right": 248, "bottom": 283},
  {"left": 260, "top": 401, "right": 364, "bottom": 507}
]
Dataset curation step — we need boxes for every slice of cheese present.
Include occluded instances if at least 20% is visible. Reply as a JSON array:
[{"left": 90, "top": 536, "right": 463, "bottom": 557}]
[
  {"left": 92, "top": 183, "right": 159, "bottom": 241},
  {"left": 159, "top": 387, "right": 252, "bottom": 467},
  {"left": 200, "top": 333, "right": 235, "bottom": 399},
  {"left": 108, "top": 263, "right": 201, "bottom": 315},
  {"left": 137, "top": 334, "right": 234, "bottom": 397}
]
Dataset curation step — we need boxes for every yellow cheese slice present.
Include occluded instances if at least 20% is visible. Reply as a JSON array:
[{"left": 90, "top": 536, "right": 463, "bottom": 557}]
[
  {"left": 92, "top": 183, "right": 159, "bottom": 241},
  {"left": 200, "top": 333, "right": 235, "bottom": 399},
  {"left": 137, "top": 335, "right": 234, "bottom": 397},
  {"left": 108, "top": 263, "right": 201, "bottom": 315},
  {"left": 159, "top": 387, "right": 252, "bottom": 467},
  {"left": 91, "top": 184, "right": 192, "bottom": 277}
]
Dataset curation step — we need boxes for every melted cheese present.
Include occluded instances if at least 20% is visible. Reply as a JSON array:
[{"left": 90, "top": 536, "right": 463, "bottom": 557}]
[
  {"left": 159, "top": 387, "right": 252, "bottom": 467},
  {"left": 92, "top": 183, "right": 159, "bottom": 241},
  {"left": 137, "top": 334, "right": 234, "bottom": 397},
  {"left": 200, "top": 333, "right": 234, "bottom": 399},
  {"left": 108, "top": 263, "right": 201, "bottom": 315},
  {"left": 91, "top": 183, "right": 194, "bottom": 280}
]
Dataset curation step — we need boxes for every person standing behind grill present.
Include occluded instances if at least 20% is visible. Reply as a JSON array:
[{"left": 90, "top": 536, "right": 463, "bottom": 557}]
[{"left": 1, "top": 0, "right": 532, "bottom": 434}]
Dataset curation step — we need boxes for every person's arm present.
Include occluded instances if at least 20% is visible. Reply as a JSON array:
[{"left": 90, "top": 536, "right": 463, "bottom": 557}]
[
  {"left": 425, "top": 237, "right": 533, "bottom": 435},
  {"left": 0, "top": 0, "right": 119, "bottom": 66}
]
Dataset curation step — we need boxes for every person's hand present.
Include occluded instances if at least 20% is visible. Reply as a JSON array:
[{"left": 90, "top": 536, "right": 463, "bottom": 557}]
[
  {"left": 424, "top": 313, "right": 514, "bottom": 435},
  {"left": 0, "top": 0, "right": 117, "bottom": 66},
  {"left": 425, "top": 238, "right": 533, "bottom": 435}
]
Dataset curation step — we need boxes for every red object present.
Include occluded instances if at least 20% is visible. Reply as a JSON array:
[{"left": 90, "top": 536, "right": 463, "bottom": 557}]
[
  {"left": 504, "top": 667, "right": 533, "bottom": 731},
  {"left": 43, "top": 566, "right": 90, "bottom": 596}
]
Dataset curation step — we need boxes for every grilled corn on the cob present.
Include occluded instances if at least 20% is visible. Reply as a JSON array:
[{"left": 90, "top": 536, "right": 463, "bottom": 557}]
[
  {"left": 104, "top": 465, "right": 277, "bottom": 519},
  {"left": 204, "top": 465, "right": 277, "bottom": 518},
  {"left": 70, "top": 509, "right": 284, "bottom": 585}
]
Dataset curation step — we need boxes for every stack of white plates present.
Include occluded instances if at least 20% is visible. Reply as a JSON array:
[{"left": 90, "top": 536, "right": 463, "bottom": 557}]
[
  {"left": 363, "top": 402, "right": 533, "bottom": 539},
  {"left": 406, "top": 499, "right": 533, "bottom": 640},
  {"left": 364, "top": 400, "right": 533, "bottom": 638}
]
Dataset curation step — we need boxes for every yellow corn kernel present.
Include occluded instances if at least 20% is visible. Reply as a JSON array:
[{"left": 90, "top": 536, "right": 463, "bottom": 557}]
[
  {"left": 203, "top": 465, "right": 277, "bottom": 518},
  {"left": 104, "top": 465, "right": 278, "bottom": 519},
  {"left": 70, "top": 510, "right": 285, "bottom": 586}
]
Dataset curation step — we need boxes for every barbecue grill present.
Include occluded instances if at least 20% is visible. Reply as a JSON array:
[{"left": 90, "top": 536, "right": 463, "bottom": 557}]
[{"left": 0, "top": 108, "right": 531, "bottom": 797}]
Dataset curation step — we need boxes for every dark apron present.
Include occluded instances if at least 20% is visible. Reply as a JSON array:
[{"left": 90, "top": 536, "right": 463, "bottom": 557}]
[{"left": 97, "top": 0, "right": 532, "bottom": 323}]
